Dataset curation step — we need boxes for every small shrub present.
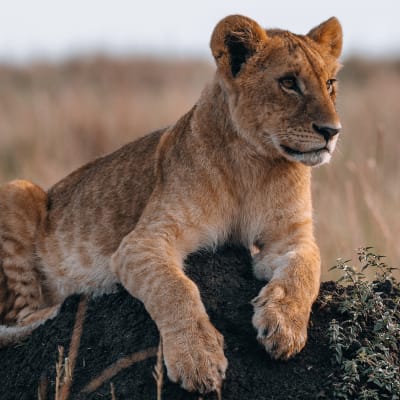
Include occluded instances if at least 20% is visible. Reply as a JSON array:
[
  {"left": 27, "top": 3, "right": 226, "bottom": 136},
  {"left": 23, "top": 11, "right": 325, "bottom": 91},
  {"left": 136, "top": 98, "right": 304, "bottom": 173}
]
[{"left": 328, "top": 247, "right": 400, "bottom": 399}]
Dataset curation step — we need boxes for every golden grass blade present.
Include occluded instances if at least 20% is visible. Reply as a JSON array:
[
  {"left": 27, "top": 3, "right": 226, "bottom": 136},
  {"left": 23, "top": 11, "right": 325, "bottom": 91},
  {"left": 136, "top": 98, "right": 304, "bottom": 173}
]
[
  {"left": 81, "top": 347, "right": 158, "bottom": 394},
  {"left": 59, "top": 295, "right": 88, "bottom": 400},
  {"left": 37, "top": 375, "right": 49, "bottom": 400},
  {"left": 152, "top": 340, "right": 164, "bottom": 400},
  {"left": 110, "top": 382, "right": 117, "bottom": 400},
  {"left": 55, "top": 346, "right": 64, "bottom": 400}
]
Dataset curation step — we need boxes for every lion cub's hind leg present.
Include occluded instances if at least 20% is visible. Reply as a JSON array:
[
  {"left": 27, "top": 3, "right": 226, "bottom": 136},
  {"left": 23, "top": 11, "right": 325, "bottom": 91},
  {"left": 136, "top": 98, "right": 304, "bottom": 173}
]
[{"left": 0, "top": 180, "right": 51, "bottom": 329}]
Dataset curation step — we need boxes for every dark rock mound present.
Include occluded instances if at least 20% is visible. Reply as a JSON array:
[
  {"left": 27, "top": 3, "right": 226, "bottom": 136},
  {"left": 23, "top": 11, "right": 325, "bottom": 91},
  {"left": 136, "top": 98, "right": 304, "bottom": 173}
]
[{"left": 0, "top": 246, "right": 337, "bottom": 399}]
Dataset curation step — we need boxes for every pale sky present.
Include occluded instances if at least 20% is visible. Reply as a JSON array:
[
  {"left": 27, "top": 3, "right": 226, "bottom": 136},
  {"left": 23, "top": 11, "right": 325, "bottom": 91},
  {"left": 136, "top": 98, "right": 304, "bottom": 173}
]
[{"left": 0, "top": 0, "right": 398, "bottom": 62}]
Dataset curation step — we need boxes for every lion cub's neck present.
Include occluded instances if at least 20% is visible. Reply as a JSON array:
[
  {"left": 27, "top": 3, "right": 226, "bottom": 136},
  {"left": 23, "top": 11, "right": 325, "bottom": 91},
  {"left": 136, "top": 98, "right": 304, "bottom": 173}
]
[{"left": 192, "top": 78, "right": 242, "bottom": 146}]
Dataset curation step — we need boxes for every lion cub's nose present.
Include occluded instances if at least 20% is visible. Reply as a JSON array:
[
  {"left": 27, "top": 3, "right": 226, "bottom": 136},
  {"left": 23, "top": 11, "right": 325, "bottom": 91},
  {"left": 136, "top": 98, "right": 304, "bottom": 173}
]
[{"left": 312, "top": 123, "right": 341, "bottom": 142}]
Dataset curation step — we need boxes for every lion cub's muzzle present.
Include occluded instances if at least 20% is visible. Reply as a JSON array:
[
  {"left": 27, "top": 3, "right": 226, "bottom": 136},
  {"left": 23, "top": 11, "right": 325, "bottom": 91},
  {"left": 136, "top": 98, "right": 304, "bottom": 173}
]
[{"left": 279, "top": 122, "right": 341, "bottom": 167}]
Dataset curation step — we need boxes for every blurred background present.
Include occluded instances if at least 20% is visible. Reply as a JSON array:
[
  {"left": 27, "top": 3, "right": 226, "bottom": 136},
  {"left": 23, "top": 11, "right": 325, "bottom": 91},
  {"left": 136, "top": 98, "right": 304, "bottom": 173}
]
[{"left": 0, "top": 1, "right": 398, "bottom": 279}]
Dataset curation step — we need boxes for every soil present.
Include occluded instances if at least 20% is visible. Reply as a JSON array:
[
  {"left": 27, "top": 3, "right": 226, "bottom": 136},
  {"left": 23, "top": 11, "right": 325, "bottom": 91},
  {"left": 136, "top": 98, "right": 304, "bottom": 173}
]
[{"left": 0, "top": 245, "right": 344, "bottom": 400}]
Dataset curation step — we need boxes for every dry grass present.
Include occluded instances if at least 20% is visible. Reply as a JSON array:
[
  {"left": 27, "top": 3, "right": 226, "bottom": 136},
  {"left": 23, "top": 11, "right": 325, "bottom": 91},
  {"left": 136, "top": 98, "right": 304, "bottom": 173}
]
[
  {"left": 81, "top": 346, "right": 158, "bottom": 394},
  {"left": 313, "top": 58, "right": 400, "bottom": 278},
  {"left": 0, "top": 56, "right": 211, "bottom": 186},
  {"left": 110, "top": 382, "right": 116, "bottom": 400},
  {"left": 43, "top": 293, "right": 157, "bottom": 399},
  {"left": 49, "top": 295, "right": 87, "bottom": 400},
  {"left": 153, "top": 340, "right": 164, "bottom": 400},
  {"left": 58, "top": 296, "right": 87, "bottom": 400},
  {"left": 55, "top": 346, "right": 66, "bottom": 400},
  {"left": 0, "top": 55, "right": 398, "bottom": 279}
]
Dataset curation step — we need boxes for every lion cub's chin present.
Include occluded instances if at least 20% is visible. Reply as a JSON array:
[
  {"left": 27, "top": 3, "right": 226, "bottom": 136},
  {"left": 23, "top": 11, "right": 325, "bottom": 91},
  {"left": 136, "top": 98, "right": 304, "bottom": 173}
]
[
  {"left": 288, "top": 149, "right": 332, "bottom": 167},
  {"left": 273, "top": 140, "right": 337, "bottom": 167}
]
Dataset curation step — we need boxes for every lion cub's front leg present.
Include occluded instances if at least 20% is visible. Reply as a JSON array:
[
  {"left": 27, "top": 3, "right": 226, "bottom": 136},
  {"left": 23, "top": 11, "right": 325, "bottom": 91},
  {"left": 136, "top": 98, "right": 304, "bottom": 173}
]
[
  {"left": 111, "top": 210, "right": 227, "bottom": 393},
  {"left": 251, "top": 223, "right": 321, "bottom": 360}
]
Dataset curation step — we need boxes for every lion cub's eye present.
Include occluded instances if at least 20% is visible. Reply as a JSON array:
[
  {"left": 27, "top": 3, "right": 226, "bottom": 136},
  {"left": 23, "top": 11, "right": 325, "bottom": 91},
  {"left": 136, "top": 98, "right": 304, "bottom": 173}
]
[
  {"left": 326, "top": 78, "right": 337, "bottom": 95},
  {"left": 279, "top": 76, "right": 299, "bottom": 93}
]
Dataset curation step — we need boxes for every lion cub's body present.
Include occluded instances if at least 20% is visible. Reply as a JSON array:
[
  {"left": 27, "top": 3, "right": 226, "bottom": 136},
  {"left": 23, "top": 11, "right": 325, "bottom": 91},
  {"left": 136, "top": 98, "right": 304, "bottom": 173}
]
[{"left": 0, "top": 15, "right": 343, "bottom": 393}]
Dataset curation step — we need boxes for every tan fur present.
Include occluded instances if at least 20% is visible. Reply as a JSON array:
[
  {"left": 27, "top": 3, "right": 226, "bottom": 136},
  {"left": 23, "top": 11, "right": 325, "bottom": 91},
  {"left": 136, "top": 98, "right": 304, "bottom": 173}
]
[{"left": 0, "top": 15, "right": 342, "bottom": 393}]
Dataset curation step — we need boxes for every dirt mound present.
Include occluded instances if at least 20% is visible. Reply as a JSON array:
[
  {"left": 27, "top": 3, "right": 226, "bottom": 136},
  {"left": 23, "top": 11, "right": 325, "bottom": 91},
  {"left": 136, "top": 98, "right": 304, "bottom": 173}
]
[{"left": 0, "top": 246, "right": 338, "bottom": 399}]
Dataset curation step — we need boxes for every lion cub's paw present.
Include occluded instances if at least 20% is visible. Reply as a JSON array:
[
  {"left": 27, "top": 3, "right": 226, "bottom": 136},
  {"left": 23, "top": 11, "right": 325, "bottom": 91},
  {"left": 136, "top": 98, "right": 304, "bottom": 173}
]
[
  {"left": 162, "top": 317, "right": 227, "bottom": 393},
  {"left": 252, "top": 282, "right": 309, "bottom": 360}
]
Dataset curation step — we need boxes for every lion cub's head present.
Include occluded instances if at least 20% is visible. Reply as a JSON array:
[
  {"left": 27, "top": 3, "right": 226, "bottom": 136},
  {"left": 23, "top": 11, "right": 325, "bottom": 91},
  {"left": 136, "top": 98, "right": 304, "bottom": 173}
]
[{"left": 210, "top": 15, "right": 343, "bottom": 167}]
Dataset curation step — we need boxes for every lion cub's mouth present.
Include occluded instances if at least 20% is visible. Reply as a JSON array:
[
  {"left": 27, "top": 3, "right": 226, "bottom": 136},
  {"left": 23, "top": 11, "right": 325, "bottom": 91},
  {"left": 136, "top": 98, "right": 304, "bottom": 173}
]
[
  {"left": 279, "top": 144, "right": 331, "bottom": 166},
  {"left": 280, "top": 145, "right": 329, "bottom": 157}
]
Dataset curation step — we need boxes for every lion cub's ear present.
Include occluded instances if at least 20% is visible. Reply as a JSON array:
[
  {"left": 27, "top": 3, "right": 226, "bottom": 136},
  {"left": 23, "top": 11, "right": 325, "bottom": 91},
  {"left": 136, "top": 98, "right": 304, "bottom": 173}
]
[
  {"left": 307, "top": 17, "right": 343, "bottom": 58},
  {"left": 210, "top": 15, "right": 267, "bottom": 78}
]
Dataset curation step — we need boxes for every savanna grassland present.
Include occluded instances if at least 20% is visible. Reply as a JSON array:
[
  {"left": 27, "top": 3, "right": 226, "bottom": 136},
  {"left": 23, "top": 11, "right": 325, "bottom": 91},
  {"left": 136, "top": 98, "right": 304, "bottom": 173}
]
[{"left": 0, "top": 56, "right": 398, "bottom": 279}]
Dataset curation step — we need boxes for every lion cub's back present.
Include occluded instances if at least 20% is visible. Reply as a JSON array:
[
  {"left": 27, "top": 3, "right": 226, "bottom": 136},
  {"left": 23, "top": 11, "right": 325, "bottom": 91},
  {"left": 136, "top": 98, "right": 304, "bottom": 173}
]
[{"left": 37, "top": 129, "right": 165, "bottom": 286}]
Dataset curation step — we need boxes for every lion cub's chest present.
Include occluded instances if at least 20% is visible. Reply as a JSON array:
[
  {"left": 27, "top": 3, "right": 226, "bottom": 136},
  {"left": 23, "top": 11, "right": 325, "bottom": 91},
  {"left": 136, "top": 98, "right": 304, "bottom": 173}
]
[
  {"left": 233, "top": 188, "right": 277, "bottom": 248},
  {"left": 229, "top": 163, "right": 308, "bottom": 249}
]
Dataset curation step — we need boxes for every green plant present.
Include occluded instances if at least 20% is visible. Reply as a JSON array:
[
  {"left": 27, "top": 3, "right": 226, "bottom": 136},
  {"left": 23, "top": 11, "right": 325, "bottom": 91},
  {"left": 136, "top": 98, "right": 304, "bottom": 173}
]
[{"left": 328, "top": 247, "right": 400, "bottom": 399}]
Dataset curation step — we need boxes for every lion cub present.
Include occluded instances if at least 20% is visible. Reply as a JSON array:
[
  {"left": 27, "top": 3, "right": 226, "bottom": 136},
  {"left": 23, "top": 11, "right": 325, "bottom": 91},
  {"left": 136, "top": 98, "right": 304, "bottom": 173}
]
[{"left": 0, "top": 15, "right": 342, "bottom": 393}]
